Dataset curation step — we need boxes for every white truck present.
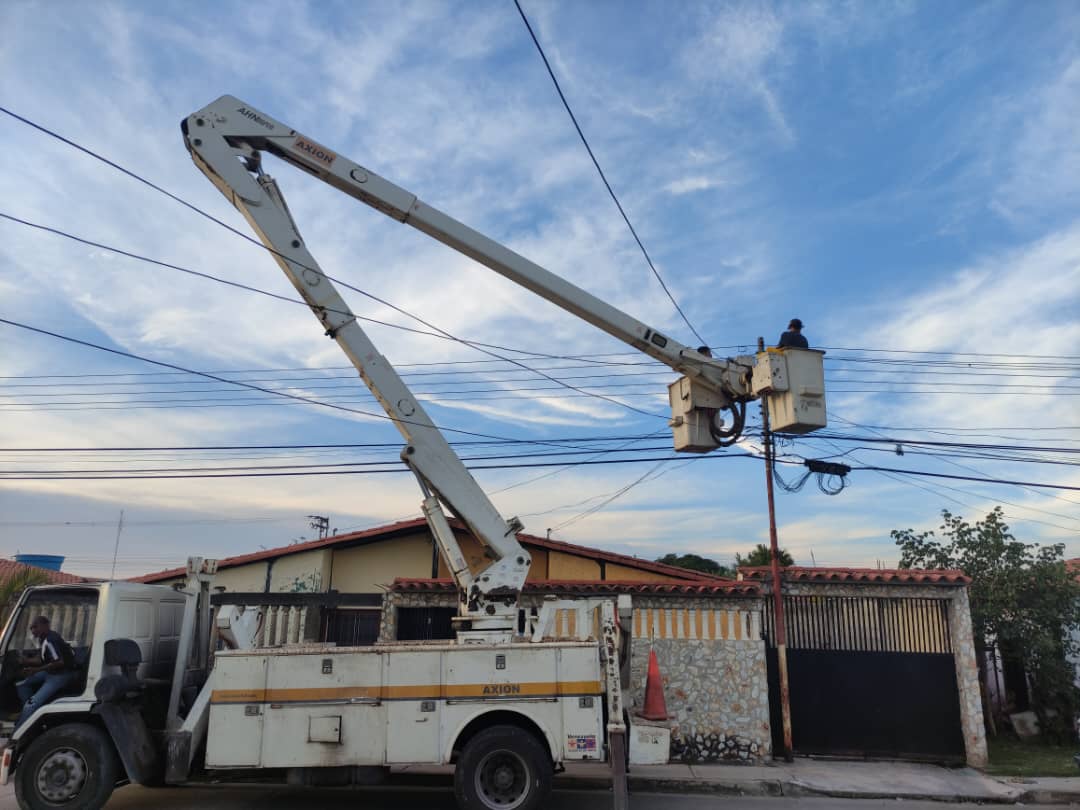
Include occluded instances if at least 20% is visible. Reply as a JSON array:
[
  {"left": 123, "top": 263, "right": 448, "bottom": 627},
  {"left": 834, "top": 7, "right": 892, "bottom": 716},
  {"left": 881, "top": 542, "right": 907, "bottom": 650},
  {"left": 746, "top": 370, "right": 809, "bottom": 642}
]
[{"left": 0, "top": 96, "right": 826, "bottom": 810}]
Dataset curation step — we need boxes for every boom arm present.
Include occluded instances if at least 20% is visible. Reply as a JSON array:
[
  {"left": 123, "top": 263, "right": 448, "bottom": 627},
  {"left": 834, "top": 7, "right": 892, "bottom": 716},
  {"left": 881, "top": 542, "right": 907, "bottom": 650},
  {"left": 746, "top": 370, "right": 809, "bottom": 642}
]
[{"left": 181, "top": 95, "right": 780, "bottom": 629}]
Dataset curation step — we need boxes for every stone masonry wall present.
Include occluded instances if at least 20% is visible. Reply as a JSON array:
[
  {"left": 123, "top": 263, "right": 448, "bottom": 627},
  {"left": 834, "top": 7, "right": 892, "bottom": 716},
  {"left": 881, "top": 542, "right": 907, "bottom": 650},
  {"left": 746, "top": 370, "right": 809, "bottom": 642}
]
[
  {"left": 948, "top": 587, "right": 988, "bottom": 767},
  {"left": 629, "top": 595, "right": 770, "bottom": 764},
  {"left": 630, "top": 637, "right": 770, "bottom": 763}
]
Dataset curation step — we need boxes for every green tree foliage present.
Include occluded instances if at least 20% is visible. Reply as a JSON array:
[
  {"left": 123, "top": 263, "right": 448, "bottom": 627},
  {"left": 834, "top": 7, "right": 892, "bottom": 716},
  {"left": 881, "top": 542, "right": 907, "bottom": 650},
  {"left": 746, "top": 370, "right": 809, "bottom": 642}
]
[
  {"left": 654, "top": 553, "right": 732, "bottom": 577},
  {"left": 893, "top": 507, "right": 1080, "bottom": 742},
  {"left": 735, "top": 543, "right": 794, "bottom": 568},
  {"left": 0, "top": 567, "right": 50, "bottom": 626}
]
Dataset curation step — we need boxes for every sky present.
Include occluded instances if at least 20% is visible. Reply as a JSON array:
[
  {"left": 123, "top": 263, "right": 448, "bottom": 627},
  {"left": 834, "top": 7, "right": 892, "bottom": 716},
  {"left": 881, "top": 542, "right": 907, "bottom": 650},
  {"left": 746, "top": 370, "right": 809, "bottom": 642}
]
[{"left": 0, "top": 0, "right": 1077, "bottom": 580}]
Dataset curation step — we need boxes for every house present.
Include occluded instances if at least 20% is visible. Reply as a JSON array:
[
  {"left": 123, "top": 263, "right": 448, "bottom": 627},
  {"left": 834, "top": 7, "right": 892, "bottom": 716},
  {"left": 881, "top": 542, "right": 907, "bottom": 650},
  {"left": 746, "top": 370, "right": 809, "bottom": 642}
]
[
  {"left": 133, "top": 518, "right": 773, "bottom": 763},
  {"left": 0, "top": 559, "right": 90, "bottom": 588},
  {"left": 132, "top": 516, "right": 724, "bottom": 645},
  {"left": 131, "top": 528, "right": 984, "bottom": 766}
]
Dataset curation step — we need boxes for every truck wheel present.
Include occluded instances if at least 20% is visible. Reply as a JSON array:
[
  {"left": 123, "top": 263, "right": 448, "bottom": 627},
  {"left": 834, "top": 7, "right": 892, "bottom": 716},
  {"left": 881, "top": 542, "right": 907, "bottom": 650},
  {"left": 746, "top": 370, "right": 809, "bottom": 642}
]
[
  {"left": 454, "top": 725, "right": 552, "bottom": 810},
  {"left": 14, "top": 723, "right": 118, "bottom": 810}
]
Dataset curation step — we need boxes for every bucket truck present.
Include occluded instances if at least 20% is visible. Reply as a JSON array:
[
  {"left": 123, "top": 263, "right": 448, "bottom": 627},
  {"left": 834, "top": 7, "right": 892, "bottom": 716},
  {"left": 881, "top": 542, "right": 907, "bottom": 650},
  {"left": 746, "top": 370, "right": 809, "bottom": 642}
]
[{"left": 0, "top": 96, "right": 826, "bottom": 810}]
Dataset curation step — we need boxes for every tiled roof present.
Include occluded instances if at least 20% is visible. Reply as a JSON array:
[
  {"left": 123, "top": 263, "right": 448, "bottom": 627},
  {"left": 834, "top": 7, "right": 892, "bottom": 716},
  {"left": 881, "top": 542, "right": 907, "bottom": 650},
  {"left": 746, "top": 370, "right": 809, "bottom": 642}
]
[
  {"left": 737, "top": 566, "right": 970, "bottom": 585},
  {"left": 0, "top": 559, "right": 91, "bottom": 586},
  {"left": 133, "top": 516, "right": 726, "bottom": 583},
  {"left": 390, "top": 577, "right": 759, "bottom": 597}
]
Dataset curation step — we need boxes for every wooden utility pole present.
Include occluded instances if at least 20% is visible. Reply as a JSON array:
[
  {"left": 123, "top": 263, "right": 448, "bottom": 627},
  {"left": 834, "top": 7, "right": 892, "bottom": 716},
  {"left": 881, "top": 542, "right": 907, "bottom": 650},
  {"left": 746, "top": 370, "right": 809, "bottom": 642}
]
[{"left": 758, "top": 336, "right": 793, "bottom": 761}]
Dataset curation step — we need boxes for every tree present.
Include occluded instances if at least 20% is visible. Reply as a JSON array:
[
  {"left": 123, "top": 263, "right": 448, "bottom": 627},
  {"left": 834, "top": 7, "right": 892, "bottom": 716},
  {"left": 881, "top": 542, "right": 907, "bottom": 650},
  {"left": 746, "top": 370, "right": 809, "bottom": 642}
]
[
  {"left": 735, "top": 544, "right": 794, "bottom": 568},
  {"left": 0, "top": 566, "right": 50, "bottom": 627},
  {"left": 654, "top": 553, "right": 732, "bottom": 577},
  {"left": 893, "top": 507, "right": 1080, "bottom": 742}
]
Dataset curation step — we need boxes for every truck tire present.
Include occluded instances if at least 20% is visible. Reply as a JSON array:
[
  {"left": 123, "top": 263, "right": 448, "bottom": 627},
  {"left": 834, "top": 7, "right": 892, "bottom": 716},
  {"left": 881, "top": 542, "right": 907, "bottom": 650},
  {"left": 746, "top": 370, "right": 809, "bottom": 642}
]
[
  {"left": 454, "top": 724, "right": 552, "bottom": 810},
  {"left": 14, "top": 723, "right": 119, "bottom": 810}
]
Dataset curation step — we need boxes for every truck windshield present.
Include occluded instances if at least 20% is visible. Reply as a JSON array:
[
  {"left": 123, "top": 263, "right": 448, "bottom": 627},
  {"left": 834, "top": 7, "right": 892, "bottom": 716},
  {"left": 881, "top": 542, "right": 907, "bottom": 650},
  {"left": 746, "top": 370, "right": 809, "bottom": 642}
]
[
  {"left": 0, "top": 588, "right": 99, "bottom": 713},
  {"left": 8, "top": 589, "right": 99, "bottom": 652}
]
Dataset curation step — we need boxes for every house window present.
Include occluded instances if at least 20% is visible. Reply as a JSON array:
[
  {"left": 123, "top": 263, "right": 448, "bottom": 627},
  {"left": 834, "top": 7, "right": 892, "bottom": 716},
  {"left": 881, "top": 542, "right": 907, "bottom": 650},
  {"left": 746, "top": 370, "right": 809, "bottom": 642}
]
[
  {"left": 397, "top": 607, "right": 455, "bottom": 641},
  {"left": 321, "top": 607, "right": 381, "bottom": 647}
]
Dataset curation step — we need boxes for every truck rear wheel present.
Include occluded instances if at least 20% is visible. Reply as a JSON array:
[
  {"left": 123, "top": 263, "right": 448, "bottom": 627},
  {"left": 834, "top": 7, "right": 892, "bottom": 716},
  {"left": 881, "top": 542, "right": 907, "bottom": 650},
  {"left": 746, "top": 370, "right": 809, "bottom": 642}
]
[
  {"left": 14, "top": 723, "right": 118, "bottom": 810},
  {"left": 454, "top": 724, "right": 552, "bottom": 810}
]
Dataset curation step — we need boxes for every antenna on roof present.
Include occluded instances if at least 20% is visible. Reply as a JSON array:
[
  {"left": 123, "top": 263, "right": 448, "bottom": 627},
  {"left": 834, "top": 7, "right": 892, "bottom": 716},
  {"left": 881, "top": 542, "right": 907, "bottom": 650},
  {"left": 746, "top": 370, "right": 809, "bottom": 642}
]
[{"left": 109, "top": 509, "right": 124, "bottom": 581}]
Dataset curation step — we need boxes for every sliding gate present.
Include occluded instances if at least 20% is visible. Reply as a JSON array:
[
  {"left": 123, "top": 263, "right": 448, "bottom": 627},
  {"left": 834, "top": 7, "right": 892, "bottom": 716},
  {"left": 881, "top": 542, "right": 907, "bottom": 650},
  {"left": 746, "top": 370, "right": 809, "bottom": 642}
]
[{"left": 764, "top": 595, "right": 964, "bottom": 761}]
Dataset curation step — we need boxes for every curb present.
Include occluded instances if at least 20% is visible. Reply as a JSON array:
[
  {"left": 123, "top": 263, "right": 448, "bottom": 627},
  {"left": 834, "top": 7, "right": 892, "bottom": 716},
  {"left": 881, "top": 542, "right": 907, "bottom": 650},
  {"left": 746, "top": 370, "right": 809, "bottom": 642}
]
[
  {"left": 552, "top": 773, "right": 1080, "bottom": 805},
  {"left": 384, "top": 766, "right": 1080, "bottom": 805}
]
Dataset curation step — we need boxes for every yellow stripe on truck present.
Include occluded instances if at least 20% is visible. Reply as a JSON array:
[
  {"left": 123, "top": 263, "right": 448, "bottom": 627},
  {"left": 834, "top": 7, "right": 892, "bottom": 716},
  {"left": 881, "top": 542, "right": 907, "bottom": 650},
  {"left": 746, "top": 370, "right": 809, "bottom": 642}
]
[{"left": 210, "top": 680, "right": 603, "bottom": 705}]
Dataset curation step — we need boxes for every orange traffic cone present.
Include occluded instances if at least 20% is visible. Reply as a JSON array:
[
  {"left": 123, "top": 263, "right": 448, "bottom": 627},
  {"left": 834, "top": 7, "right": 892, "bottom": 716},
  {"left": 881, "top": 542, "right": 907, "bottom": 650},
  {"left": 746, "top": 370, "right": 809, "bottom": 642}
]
[{"left": 638, "top": 649, "right": 668, "bottom": 721}]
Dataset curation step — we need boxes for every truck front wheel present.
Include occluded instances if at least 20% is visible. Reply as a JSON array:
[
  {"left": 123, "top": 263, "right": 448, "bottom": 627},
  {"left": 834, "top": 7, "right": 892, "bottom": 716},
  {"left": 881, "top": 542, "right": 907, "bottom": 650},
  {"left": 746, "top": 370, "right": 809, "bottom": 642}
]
[
  {"left": 14, "top": 723, "right": 119, "bottom": 810},
  {"left": 454, "top": 724, "right": 552, "bottom": 810}
]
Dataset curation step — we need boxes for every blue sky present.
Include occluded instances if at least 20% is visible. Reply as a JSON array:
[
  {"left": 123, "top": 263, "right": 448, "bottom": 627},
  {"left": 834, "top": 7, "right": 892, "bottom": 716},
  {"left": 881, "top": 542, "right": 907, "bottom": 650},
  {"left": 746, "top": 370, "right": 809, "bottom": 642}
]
[{"left": 1, "top": 0, "right": 1077, "bottom": 579}]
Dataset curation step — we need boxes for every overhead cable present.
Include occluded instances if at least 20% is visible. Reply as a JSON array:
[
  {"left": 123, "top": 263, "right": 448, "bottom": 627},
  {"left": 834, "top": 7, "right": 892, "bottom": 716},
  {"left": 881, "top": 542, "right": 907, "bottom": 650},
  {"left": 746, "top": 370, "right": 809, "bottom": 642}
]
[{"left": 512, "top": 0, "right": 707, "bottom": 348}]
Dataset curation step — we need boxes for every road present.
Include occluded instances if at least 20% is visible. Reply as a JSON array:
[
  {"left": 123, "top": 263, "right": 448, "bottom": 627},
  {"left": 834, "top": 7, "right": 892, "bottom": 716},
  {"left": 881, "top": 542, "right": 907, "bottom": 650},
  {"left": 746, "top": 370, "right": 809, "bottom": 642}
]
[{"left": 0, "top": 784, "right": 1073, "bottom": 810}]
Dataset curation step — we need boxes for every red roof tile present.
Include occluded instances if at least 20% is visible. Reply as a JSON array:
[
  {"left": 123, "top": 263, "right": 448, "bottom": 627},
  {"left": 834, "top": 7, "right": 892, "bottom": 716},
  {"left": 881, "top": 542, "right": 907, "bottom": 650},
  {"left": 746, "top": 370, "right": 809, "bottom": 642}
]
[
  {"left": 0, "top": 559, "right": 92, "bottom": 586},
  {"left": 737, "top": 566, "right": 970, "bottom": 585},
  {"left": 390, "top": 577, "right": 759, "bottom": 597},
  {"left": 133, "top": 516, "right": 726, "bottom": 584}
]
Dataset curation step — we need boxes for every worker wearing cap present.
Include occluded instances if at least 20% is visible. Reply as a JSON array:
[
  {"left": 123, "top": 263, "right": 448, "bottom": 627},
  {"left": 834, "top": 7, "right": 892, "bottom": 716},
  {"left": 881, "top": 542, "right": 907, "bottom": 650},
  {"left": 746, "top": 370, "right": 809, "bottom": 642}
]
[{"left": 778, "top": 318, "right": 808, "bottom": 349}]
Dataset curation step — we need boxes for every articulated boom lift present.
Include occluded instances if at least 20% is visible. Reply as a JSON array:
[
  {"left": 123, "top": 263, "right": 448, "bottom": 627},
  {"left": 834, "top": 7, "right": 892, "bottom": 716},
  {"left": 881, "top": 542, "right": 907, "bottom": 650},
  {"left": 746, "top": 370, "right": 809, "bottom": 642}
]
[{"left": 181, "top": 95, "right": 826, "bottom": 635}]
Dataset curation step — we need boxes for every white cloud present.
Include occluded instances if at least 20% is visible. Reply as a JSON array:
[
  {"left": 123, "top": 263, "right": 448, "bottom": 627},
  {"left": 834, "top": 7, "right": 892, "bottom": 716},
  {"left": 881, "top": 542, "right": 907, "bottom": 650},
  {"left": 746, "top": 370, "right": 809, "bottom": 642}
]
[{"left": 664, "top": 176, "right": 722, "bottom": 195}]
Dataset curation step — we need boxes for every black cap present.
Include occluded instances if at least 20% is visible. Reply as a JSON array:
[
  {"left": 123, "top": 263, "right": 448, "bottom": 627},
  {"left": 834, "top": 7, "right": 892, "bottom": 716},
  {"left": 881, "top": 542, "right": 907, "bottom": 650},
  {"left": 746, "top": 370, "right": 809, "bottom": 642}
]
[{"left": 789, "top": 318, "right": 803, "bottom": 330}]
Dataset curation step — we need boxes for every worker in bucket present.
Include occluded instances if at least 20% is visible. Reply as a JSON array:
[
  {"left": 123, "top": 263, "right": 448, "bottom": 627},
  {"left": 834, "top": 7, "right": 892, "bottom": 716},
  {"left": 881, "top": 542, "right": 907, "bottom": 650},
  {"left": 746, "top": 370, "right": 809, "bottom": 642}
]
[{"left": 778, "top": 318, "right": 809, "bottom": 349}]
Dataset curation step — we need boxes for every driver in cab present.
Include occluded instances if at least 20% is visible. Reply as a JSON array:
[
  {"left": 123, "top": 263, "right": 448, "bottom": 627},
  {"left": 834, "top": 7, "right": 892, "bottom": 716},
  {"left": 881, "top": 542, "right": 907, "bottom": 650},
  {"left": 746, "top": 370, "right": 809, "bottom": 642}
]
[{"left": 14, "top": 616, "right": 76, "bottom": 729}]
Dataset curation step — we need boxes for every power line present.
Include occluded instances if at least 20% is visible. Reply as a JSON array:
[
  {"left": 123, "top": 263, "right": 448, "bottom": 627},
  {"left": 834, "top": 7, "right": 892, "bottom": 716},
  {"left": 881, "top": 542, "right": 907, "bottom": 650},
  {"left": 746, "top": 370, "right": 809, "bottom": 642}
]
[
  {"left": 1, "top": 445, "right": 676, "bottom": 476},
  {"left": 819, "top": 346, "right": 1080, "bottom": 360},
  {"left": 549, "top": 460, "right": 685, "bottom": 532},
  {"left": 0, "top": 435, "right": 661, "bottom": 453},
  {"left": 512, "top": 0, "right": 707, "bottom": 348},
  {"left": 0, "top": 211, "right": 666, "bottom": 419},
  {"left": 0, "top": 317, "right": 640, "bottom": 449},
  {"left": 0, "top": 115, "right": 669, "bottom": 420},
  {"left": 0, "top": 451, "right": 763, "bottom": 480}
]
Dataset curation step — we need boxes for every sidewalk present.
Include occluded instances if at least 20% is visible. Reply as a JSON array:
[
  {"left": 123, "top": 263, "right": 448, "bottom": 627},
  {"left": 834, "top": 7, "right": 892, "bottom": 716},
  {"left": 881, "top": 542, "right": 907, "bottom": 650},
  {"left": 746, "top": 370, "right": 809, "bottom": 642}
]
[{"left": 391, "top": 758, "right": 1080, "bottom": 804}]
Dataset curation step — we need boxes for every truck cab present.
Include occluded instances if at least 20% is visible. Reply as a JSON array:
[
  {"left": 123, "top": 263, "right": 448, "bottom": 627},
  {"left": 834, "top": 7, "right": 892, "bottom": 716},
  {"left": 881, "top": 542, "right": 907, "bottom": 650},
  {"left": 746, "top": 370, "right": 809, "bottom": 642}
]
[{"left": 0, "top": 581, "right": 192, "bottom": 808}]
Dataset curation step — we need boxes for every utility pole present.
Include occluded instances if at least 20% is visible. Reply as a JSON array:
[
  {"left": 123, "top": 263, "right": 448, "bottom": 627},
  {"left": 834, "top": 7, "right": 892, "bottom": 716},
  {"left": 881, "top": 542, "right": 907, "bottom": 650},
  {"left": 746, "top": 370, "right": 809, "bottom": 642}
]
[
  {"left": 758, "top": 336, "right": 793, "bottom": 761},
  {"left": 307, "top": 515, "right": 330, "bottom": 540}
]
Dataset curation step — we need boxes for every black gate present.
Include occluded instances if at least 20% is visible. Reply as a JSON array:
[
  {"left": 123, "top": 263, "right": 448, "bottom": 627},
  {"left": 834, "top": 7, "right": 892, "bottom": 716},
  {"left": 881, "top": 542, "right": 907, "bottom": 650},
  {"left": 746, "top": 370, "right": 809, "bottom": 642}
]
[
  {"left": 397, "top": 607, "right": 456, "bottom": 641},
  {"left": 764, "top": 595, "right": 965, "bottom": 761},
  {"left": 321, "top": 608, "right": 381, "bottom": 646}
]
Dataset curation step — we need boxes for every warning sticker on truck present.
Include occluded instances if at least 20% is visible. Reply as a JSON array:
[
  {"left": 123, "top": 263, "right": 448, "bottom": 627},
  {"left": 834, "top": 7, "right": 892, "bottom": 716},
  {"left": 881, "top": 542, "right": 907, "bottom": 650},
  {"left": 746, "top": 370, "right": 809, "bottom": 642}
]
[{"left": 567, "top": 734, "right": 598, "bottom": 752}]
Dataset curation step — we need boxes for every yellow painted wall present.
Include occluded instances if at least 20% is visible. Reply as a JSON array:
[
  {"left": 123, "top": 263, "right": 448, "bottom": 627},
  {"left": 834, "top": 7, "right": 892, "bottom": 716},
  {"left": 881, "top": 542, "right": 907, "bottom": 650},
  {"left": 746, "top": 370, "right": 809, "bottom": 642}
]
[
  {"left": 605, "top": 563, "right": 681, "bottom": 583},
  {"left": 211, "top": 562, "right": 270, "bottom": 592},
  {"left": 330, "top": 533, "right": 434, "bottom": 592},
  {"left": 269, "top": 548, "right": 333, "bottom": 592},
  {"left": 547, "top": 551, "right": 601, "bottom": 580},
  {"left": 524, "top": 549, "right": 549, "bottom": 580},
  {"left": 141, "top": 529, "right": 686, "bottom": 593}
]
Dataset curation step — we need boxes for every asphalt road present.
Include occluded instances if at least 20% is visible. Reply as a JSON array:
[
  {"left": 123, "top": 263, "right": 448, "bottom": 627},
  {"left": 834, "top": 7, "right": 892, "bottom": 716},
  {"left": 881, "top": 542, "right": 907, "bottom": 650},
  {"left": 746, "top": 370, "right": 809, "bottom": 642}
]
[{"left": 0, "top": 784, "right": 1074, "bottom": 810}]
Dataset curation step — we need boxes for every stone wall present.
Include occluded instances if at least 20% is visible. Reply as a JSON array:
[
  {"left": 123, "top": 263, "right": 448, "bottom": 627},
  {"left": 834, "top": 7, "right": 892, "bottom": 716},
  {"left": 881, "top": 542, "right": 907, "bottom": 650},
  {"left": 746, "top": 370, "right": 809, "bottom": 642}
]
[
  {"left": 630, "top": 637, "right": 770, "bottom": 763},
  {"left": 629, "top": 596, "right": 770, "bottom": 764},
  {"left": 947, "top": 587, "right": 988, "bottom": 767}
]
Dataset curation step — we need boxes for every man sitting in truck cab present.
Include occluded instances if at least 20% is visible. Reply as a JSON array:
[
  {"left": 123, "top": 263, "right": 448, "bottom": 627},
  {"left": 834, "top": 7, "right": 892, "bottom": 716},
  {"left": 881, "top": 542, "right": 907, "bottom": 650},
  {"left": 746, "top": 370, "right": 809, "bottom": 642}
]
[{"left": 14, "top": 616, "right": 76, "bottom": 729}]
